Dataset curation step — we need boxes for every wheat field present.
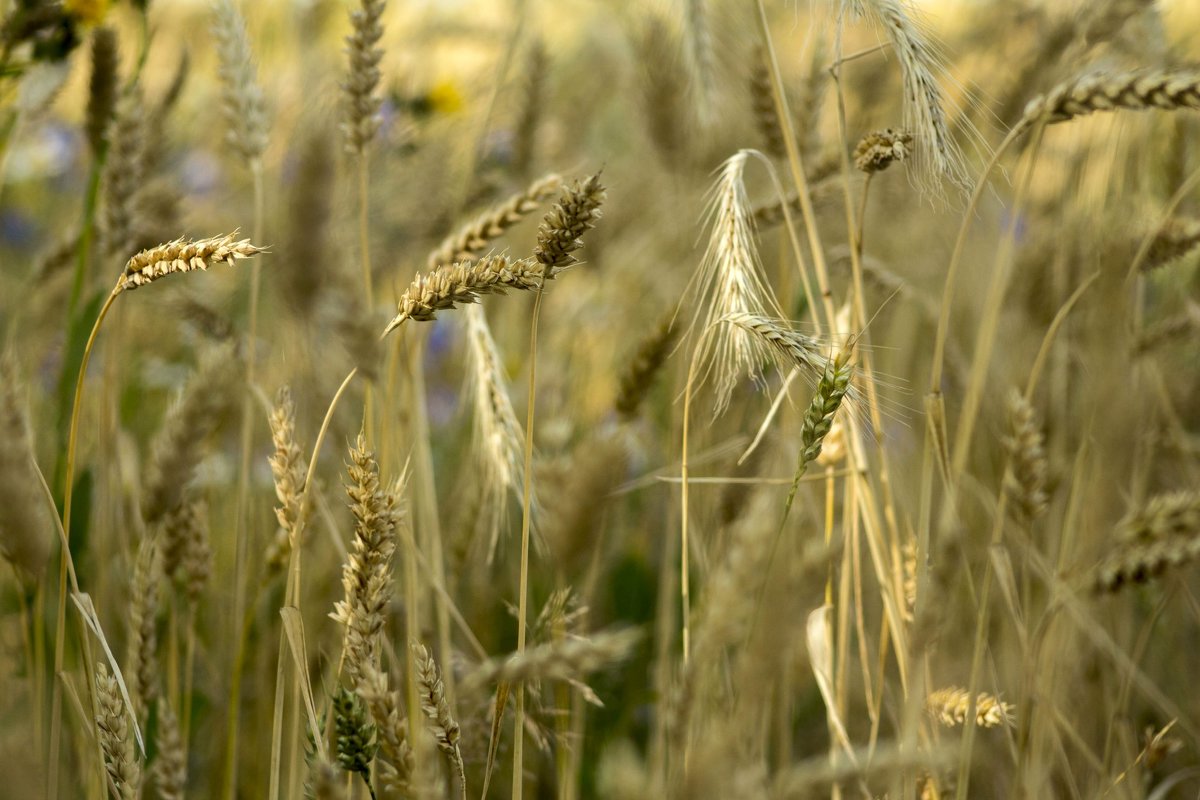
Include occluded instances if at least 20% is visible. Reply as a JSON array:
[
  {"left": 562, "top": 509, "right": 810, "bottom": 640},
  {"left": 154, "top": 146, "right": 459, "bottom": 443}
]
[{"left": 1, "top": 0, "right": 1199, "bottom": 797}]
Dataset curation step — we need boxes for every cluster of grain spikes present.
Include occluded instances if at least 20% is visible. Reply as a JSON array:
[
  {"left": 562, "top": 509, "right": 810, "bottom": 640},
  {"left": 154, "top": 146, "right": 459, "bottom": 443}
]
[{"left": 384, "top": 173, "right": 606, "bottom": 334}]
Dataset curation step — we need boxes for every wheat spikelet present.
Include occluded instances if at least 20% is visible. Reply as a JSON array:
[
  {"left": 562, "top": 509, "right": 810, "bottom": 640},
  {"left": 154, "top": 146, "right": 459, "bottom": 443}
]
[
  {"left": 161, "top": 497, "right": 211, "bottom": 605},
  {"left": 615, "top": 314, "right": 679, "bottom": 420},
  {"left": 0, "top": 355, "right": 54, "bottom": 577},
  {"left": 141, "top": 342, "right": 239, "bottom": 526},
  {"left": 342, "top": 0, "right": 385, "bottom": 154},
  {"left": 126, "top": 535, "right": 162, "bottom": 723},
  {"left": 690, "top": 151, "right": 786, "bottom": 415},
  {"left": 926, "top": 687, "right": 1013, "bottom": 728},
  {"left": 840, "top": 0, "right": 969, "bottom": 193},
  {"left": 1020, "top": 69, "right": 1200, "bottom": 130},
  {"left": 95, "top": 663, "right": 141, "bottom": 799},
  {"left": 1003, "top": 390, "right": 1048, "bottom": 524},
  {"left": 85, "top": 26, "right": 118, "bottom": 157},
  {"left": 265, "top": 386, "right": 308, "bottom": 571},
  {"left": 359, "top": 664, "right": 413, "bottom": 798},
  {"left": 637, "top": 13, "right": 690, "bottom": 169},
  {"left": 1094, "top": 492, "right": 1200, "bottom": 592},
  {"left": 412, "top": 642, "right": 461, "bottom": 757},
  {"left": 212, "top": 0, "right": 268, "bottom": 165},
  {"left": 102, "top": 87, "right": 144, "bottom": 258},
  {"left": 151, "top": 702, "right": 186, "bottom": 800},
  {"left": 116, "top": 233, "right": 264, "bottom": 293},
  {"left": 799, "top": 352, "right": 854, "bottom": 467},
  {"left": 332, "top": 436, "right": 401, "bottom": 688},
  {"left": 854, "top": 128, "right": 913, "bottom": 174},
  {"left": 721, "top": 312, "right": 842, "bottom": 390},
  {"left": 534, "top": 172, "right": 607, "bottom": 270},
  {"left": 463, "top": 304, "right": 525, "bottom": 563},
  {"left": 385, "top": 255, "right": 548, "bottom": 333},
  {"left": 333, "top": 685, "right": 377, "bottom": 783},
  {"left": 1142, "top": 217, "right": 1200, "bottom": 272},
  {"left": 426, "top": 173, "right": 563, "bottom": 270},
  {"left": 461, "top": 628, "right": 641, "bottom": 697}
]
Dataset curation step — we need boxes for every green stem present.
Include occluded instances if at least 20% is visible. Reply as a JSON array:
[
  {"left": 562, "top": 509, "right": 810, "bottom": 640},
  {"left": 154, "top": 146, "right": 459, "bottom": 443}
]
[
  {"left": 513, "top": 279, "right": 547, "bottom": 800},
  {"left": 48, "top": 285, "right": 118, "bottom": 800}
]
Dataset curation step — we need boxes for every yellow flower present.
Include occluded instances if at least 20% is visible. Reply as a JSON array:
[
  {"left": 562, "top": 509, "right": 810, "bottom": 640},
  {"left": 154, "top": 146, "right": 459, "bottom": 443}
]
[
  {"left": 427, "top": 79, "right": 465, "bottom": 115},
  {"left": 65, "top": 0, "right": 110, "bottom": 26}
]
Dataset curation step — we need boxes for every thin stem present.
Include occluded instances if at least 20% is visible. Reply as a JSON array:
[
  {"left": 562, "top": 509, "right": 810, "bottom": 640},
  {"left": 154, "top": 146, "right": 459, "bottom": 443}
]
[
  {"left": 513, "top": 279, "right": 548, "bottom": 800},
  {"left": 224, "top": 155, "right": 265, "bottom": 800},
  {"left": 269, "top": 367, "right": 358, "bottom": 800},
  {"left": 48, "top": 285, "right": 117, "bottom": 800}
]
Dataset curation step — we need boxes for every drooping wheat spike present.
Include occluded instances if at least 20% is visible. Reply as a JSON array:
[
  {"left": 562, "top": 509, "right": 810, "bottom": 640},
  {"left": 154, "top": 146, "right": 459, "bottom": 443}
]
[
  {"left": 384, "top": 255, "right": 547, "bottom": 333},
  {"left": 840, "top": 0, "right": 969, "bottom": 193},
  {"left": 360, "top": 664, "right": 414, "bottom": 798},
  {"left": 1019, "top": 69, "right": 1200, "bottom": 132},
  {"left": 854, "top": 128, "right": 913, "bottom": 174},
  {"left": 426, "top": 173, "right": 564, "bottom": 270},
  {"left": 332, "top": 436, "right": 401, "bottom": 688},
  {"left": 211, "top": 0, "right": 268, "bottom": 166},
  {"left": 615, "top": 314, "right": 679, "bottom": 421},
  {"left": 534, "top": 172, "right": 607, "bottom": 271},
  {"left": 309, "top": 759, "right": 349, "bottom": 800},
  {"left": 161, "top": 497, "right": 212, "bottom": 606},
  {"left": 95, "top": 663, "right": 141, "bottom": 799},
  {"left": 152, "top": 702, "right": 186, "bottom": 800},
  {"left": 334, "top": 685, "right": 377, "bottom": 785},
  {"left": 513, "top": 41, "right": 547, "bottom": 177},
  {"left": 115, "top": 233, "right": 264, "bottom": 294},
  {"left": 141, "top": 342, "right": 239, "bottom": 526},
  {"left": 265, "top": 386, "right": 308, "bottom": 572},
  {"left": 0, "top": 355, "right": 54, "bottom": 578},
  {"left": 721, "top": 312, "right": 848, "bottom": 398},
  {"left": 690, "top": 151, "right": 786, "bottom": 415},
  {"left": 85, "top": 26, "right": 118, "bottom": 157},
  {"left": 126, "top": 535, "right": 162, "bottom": 723},
  {"left": 342, "top": 0, "right": 385, "bottom": 155},
  {"left": 140, "top": 345, "right": 238, "bottom": 517},
  {"left": 464, "top": 303, "right": 526, "bottom": 562},
  {"left": 926, "top": 687, "right": 1014, "bottom": 728},
  {"left": 750, "top": 45, "right": 785, "bottom": 159},
  {"left": 462, "top": 628, "right": 642, "bottom": 696},
  {"left": 1094, "top": 492, "right": 1200, "bottom": 592},
  {"left": 102, "top": 87, "right": 144, "bottom": 258},
  {"left": 1003, "top": 390, "right": 1048, "bottom": 525},
  {"left": 1141, "top": 218, "right": 1200, "bottom": 272}
]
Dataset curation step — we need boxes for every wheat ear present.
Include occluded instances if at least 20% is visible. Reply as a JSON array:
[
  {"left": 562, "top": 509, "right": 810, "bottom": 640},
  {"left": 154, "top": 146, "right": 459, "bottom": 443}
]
[
  {"left": 95, "top": 663, "right": 141, "bottom": 799},
  {"left": 926, "top": 687, "right": 1014, "bottom": 728},
  {"left": 212, "top": 0, "right": 268, "bottom": 166},
  {"left": 115, "top": 232, "right": 264, "bottom": 294},
  {"left": 427, "top": 173, "right": 563, "bottom": 269},
  {"left": 413, "top": 642, "right": 466, "bottom": 799},
  {"left": 1019, "top": 69, "right": 1200, "bottom": 131}
]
